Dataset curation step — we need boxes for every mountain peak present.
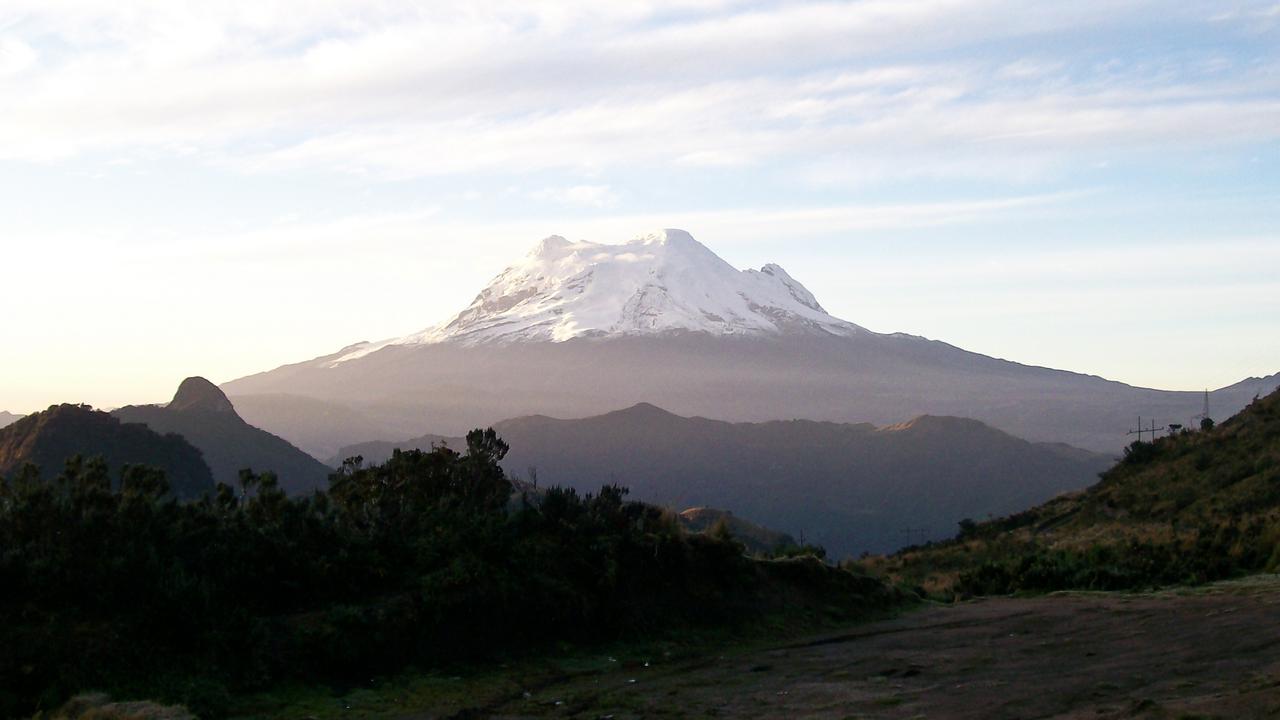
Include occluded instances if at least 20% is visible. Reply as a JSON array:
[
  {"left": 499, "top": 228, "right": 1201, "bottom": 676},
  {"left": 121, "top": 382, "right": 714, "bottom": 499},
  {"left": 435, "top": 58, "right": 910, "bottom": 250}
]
[
  {"left": 529, "top": 234, "right": 573, "bottom": 258},
  {"left": 169, "top": 377, "right": 237, "bottom": 414},
  {"left": 341, "top": 229, "right": 865, "bottom": 354},
  {"left": 609, "top": 402, "right": 682, "bottom": 421},
  {"left": 636, "top": 228, "right": 699, "bottom": 247}
]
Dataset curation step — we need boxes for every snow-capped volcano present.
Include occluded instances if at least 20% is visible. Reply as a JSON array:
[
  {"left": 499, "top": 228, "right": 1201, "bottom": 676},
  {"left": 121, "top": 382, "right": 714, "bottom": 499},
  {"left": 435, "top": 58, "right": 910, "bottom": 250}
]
[
  {"left": 338, "top": 229, "right": 863, "bottom": 361},
  {"left": 222, "top": 227, "right": 1280, "bottom": 459}
]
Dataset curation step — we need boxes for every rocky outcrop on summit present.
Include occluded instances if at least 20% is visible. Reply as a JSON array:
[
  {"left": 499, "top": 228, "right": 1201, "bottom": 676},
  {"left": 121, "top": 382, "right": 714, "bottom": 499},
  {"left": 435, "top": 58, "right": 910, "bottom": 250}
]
[
  {"left": 167, "top": 376, "right": 237, "bottom": 413},
  {"left": 114, "top": 377, "right": 332, "bottom": 494}
]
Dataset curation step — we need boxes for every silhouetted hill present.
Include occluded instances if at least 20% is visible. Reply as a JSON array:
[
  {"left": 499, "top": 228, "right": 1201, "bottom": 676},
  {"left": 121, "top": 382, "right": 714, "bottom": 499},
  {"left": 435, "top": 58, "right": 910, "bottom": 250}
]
[
  {"left": 334, "top": 403, "right": 1112, "bottom": 556},
  {"left": 870, "top": 387, "right": 1280, "bottom": 595},
  {"left": 0, "top": 411, "right": 23, "bottom": 429},
  {"left": 328, "top": 431, "right": 455, "bottom": 467},
  {"left": 678, "top": 507, "right": 797, "bottom": 555},
  {"left": 0, "top": 404, "right": 213, "bottom": 499},
  {"left": 113, "top": 378, "right": 332, "bottom": 495}
]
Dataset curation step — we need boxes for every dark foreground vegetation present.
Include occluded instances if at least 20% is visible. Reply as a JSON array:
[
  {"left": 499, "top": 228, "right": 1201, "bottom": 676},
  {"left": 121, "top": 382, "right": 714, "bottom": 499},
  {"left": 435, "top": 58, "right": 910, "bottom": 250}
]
[
  {"left": 0, "top": 430, "right": 895, "bottom": 718},
  {"left": 867, "top": 387, "right": 1280, "bottom": 598}
]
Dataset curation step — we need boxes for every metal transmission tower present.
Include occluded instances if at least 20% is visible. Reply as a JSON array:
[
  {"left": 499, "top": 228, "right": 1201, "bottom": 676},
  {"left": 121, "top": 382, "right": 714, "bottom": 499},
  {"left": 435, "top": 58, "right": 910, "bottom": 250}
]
[
  {"left": 1127, "top": 416, "right": 1166, "bottom": 443},
  {"left": 1192, "top": 389, "right": 1211, "bottom": 426}
]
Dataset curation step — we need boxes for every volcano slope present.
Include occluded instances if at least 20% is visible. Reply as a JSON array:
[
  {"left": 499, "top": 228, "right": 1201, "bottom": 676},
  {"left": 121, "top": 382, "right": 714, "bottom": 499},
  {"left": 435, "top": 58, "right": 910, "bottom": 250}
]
[{"left": 221, "top": 230, "right": 1279, "bottom": 458}]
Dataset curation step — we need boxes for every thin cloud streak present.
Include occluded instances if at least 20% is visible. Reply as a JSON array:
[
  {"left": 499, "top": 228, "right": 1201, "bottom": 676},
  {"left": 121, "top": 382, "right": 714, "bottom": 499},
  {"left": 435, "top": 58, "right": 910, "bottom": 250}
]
[{"left": 2, "top": 1, "right": 1277, "bottom": 183}]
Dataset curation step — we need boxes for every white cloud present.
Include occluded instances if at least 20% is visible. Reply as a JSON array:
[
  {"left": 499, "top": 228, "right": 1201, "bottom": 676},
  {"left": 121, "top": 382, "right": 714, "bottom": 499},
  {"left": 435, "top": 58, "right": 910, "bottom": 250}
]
[
  {"left": 0, "top": 36, "right": 37, "bottom": 77},
  {"left": 1, "top": 0, "right": 1275, "bottom": 181},
  {"left": 532, "top": 184, "right": 620, "bottom": 208}
]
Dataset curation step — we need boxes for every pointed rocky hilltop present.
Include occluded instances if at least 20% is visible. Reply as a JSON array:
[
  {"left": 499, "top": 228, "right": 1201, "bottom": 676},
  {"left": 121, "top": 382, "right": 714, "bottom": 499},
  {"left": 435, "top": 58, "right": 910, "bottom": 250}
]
[
  {"left": 224, "top": 229, "right": 1279, "bottom": 457},
  {"left": 113, "top": 377, "right": 332, "bottom": 494},
  {"left": 0, "top": 404, "right": 214, "bottom": 499},
  {"left": 331, "top": 402, "right": 1112, "bottom": 556},
  {"left": 168, "top": 376, "right": 237, "bottom": 413},
  {"left": 0, "top": 411, "right": 23, "bottom": 429}
]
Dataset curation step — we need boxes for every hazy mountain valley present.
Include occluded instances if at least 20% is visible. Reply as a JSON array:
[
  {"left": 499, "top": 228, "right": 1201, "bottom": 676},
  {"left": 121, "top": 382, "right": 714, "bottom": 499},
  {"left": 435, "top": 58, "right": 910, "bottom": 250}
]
[
  {"left": 4, "top": 230, "right": 1278, "bottom": 719},
  {"left": 332, "top": 402, "right": 1111, "bottom": 556},
  {"left": 9, "top": 2, "right": 1280, "bottom": 717}
]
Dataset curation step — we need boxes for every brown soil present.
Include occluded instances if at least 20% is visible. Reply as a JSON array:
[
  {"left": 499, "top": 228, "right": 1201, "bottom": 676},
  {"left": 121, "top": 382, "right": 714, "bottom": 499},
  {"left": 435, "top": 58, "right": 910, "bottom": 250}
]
[{"left": 471, "top": 576, "right": 1280, "bottom": 719}]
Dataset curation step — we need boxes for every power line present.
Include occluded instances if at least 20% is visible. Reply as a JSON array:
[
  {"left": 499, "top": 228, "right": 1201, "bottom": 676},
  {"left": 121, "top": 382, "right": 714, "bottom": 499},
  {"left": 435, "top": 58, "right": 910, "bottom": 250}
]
[{"left": 1127, "top": 415, "right": 1166, "bottom": 443}]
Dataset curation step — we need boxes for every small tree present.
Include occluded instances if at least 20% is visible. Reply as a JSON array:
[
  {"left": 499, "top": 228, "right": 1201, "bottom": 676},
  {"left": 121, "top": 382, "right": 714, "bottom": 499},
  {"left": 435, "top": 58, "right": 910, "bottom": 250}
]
[{"left": 709, "top": 516, "right": 734, "bottom": 544}]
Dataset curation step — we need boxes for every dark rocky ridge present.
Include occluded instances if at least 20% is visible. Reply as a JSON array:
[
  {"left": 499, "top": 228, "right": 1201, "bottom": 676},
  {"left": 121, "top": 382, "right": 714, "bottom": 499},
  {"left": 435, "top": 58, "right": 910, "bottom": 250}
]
[{"left": 114, "top": 377, "right": 332, "bottom": 495}]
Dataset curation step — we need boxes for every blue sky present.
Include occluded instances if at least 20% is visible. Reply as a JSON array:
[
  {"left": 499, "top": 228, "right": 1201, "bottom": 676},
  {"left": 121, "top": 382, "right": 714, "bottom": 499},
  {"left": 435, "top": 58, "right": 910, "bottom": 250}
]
[{"left": 1, "top": 1, "right": 1277, "bottom": 412}]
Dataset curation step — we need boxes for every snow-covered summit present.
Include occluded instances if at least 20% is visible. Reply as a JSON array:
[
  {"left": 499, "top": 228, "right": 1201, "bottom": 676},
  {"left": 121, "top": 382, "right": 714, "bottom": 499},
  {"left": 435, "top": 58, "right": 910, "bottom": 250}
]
[{"left": 336, "top": 229, "right": 863, "bottom": 360}]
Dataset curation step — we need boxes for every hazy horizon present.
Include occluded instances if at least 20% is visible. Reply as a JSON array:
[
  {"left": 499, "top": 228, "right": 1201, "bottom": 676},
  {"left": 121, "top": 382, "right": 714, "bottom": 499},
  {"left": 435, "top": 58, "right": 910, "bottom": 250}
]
[{"left": 3, "top": 1, "right": 1278, "bottom": 413}]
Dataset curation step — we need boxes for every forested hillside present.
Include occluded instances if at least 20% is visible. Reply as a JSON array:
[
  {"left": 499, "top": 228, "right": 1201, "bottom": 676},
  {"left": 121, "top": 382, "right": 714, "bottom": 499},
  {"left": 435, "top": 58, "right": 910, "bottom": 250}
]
[
  {"left": 0, "top": 404, "right": 213, "bottom": 499},
  {"left": 0, "top": 430, "right": 896, "bottom": 718}
]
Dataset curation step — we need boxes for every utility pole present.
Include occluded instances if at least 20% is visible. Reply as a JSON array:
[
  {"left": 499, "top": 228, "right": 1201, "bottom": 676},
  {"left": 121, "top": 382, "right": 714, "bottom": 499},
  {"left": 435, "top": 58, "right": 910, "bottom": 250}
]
[{"left": 1128, "top": 416, "right": 1166, "bottom": 443}]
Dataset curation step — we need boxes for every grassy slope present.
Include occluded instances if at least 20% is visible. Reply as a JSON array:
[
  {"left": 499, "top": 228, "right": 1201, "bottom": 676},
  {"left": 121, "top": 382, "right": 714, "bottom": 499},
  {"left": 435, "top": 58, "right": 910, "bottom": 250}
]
[{"left": 865, "top": 387, "right": 1280, "bottom": 596}]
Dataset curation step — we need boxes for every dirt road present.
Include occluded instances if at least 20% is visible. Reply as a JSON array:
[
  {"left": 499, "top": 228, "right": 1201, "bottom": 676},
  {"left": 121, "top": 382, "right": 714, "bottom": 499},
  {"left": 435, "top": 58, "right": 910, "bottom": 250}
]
[{"left": 477, "top": 576, "right": 1280, "bottom": 719}]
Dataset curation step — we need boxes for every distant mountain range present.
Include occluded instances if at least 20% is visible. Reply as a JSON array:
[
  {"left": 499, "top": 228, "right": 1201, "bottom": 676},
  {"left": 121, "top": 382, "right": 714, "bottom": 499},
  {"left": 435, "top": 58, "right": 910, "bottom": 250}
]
[
  {"left": 333, "top": 403, "right": 1112, "bottom": 556},
  {"left": 0, "top": 404, "right": 213, "bottom": 499},
  {"left": 223, "top": 229, "right": 1279, "bottom": 458},
  {"left": 113, "top": 377, "right": 332, "bottom": 495},
  {"left": 0, "top": 412, "right": 23, "bottom": 429}
]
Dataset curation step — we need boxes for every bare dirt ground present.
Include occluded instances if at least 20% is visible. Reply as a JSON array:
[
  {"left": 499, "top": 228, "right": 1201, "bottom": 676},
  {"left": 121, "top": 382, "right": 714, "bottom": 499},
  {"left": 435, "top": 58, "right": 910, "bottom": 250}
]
[{"left": 467, "top": 576, "right": 1280, "bottom": 719}]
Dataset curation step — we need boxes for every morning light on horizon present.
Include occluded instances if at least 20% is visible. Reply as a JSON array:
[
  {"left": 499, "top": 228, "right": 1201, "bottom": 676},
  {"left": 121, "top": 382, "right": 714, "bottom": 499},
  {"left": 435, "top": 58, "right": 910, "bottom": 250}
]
[
  {"left": 8, "top": 4, "right": 1280, "bottom": 716},
  {"left": 2, "top": 1, "right": 1278, "bottom": 413}
]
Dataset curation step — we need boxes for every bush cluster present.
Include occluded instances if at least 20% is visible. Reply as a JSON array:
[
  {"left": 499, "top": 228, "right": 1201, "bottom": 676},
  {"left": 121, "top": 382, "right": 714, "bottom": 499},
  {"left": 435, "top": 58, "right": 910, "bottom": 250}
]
[
  {"left": 0, "top": 429, "right": 885, "bottom": 717},
  {"left": 954, "top": 517, "right": 1280, "bottom": 597}
]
